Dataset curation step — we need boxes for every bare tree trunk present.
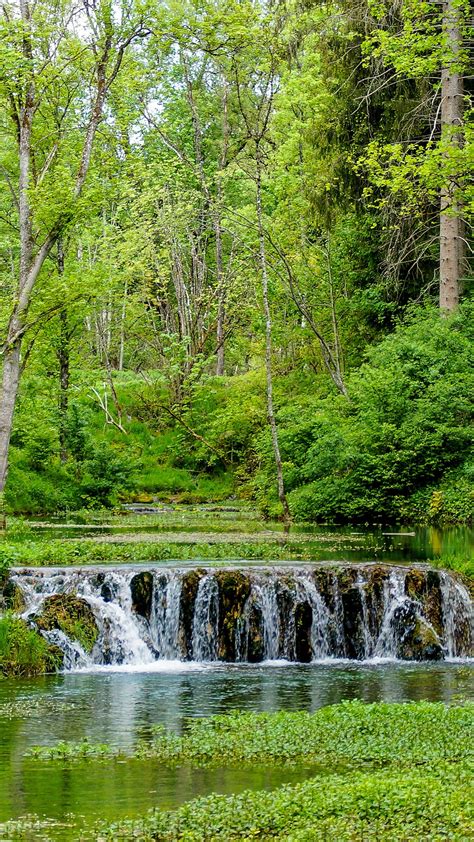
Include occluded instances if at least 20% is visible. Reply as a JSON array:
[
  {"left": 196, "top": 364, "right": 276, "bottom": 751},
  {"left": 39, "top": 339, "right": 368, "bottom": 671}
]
[
  {"left": 215, "top": 208, "right": 225, "bottom": 375},
  {"left": 256, "top": 155, "right": 290, "bottom": 524},
  {"left": 57, "top": 241, "right": 70, "bottom": 462},
  {"left": 0, "top": 341, "right": 21, "bottom": 525},
  {"left": 439, "top": 0, "right": 465, "bottom": 312}
]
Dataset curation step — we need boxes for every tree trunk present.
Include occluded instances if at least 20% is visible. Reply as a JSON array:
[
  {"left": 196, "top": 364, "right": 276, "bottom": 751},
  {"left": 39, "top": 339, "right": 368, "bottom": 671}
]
[
  {"left": 215, "top": 209, "right": 225, "bottom": 375},
  {"left": 58, "top": 309, "right": 70, "bottom": 463},
  {"left": 57, "top": 240, "right": 70, "bottom": 463},
  {"left": 0, "top": 338, "right": 22, "bottom": 524},
  {"left": 256, "top": 156, "right": 290, "bottom": 524},
  {"left": 439, "top": 0, "right": 465, "bottom": 312}
]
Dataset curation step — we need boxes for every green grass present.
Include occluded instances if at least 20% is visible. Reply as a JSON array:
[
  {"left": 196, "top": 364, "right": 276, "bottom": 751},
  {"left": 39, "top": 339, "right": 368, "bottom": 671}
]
[{"left": 0, "top": 612, "right": 63, "bottom": 676}]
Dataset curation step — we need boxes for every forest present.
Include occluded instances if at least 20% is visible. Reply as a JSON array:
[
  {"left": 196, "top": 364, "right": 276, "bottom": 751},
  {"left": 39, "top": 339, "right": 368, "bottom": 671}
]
[
  {"left": 0, "top": 0, "right": 473, "bottom": 840},
  {"left": 0, "top": 0, "right": 472, "bottom": 526}
]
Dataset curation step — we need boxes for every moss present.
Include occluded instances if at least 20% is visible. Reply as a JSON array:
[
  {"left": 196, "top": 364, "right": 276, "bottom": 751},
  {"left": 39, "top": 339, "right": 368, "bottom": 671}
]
[
  {"left": 0, "top": 613, "right": 63, "bottom": 676},
  {"left": 130, "top": 572, "right": 154, "bottom": 620},
  {"left": 179, "top": 568, "right": 206, "bottom": 658},
  {"left": 34, "top": 593, "right": 99, "bottom": 654},
  {"left": 215, "top": 570, "right": 251, "bottom": 660},
  {"left": 0, "top": 577, "right": 25, "bottom": 612},
  {"left": 405, "top": 568, "right": 426, "bottom": 601}
]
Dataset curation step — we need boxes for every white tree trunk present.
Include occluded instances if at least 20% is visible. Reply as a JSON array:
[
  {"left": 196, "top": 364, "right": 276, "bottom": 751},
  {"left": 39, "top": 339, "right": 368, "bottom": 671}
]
[
  {"left": 256, "top": 158, "right": 290, "bottom": 524},
  {"left": 439, "top": 0, "right": 465, "bottom": 312}
]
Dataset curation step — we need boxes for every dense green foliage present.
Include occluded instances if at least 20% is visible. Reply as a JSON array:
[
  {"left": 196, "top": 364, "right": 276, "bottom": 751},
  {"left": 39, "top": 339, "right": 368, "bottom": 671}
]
[
  {"left": 0, "top": 612, "right": 62, "bottom": 676},
  {"left": 139, "top": 700, "right": 474, "bottom": 766},
  {"left": 0, "top": 0, "right": 471, "bottom": 525},
  {"left": 93, "top": 702, "right": 473, "bottom": 839}
]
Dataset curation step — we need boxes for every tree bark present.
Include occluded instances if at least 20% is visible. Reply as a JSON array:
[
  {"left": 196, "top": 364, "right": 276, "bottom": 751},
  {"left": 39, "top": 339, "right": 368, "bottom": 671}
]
[
  {"left": 439, "top": 0, "right": 465, "bottom": 312},
  {"left": 0, "top": 5, "right": 138, "bottom": 496},
  {"left": 57, "top": 241, "right": 70, "bottom": 462},
  {"left": 256, "top": 155, "right": 290, "bottom": 524}
]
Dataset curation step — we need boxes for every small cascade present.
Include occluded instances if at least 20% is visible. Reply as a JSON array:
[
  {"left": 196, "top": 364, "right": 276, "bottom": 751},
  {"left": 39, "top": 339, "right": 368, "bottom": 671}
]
[
  {"left": 150, "top": 573, "right": 182, "bottom": 659},
  {"left": 192, "top": 575, "right": 219, "bottom": 661},
  {"left": 9, "top": 563, "right": 473, "bottom": 669}
]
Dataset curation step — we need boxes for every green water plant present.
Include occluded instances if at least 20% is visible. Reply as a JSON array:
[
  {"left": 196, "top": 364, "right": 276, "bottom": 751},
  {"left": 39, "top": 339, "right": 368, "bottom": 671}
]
[
  {"left": 26, "top": 738, "right": 117, "bottom": 761},
  {"left": 139, "top": 701, "right": 474, "bottom": 767},
  {"left": 100, "top": 761, "right": 473, "bottom": 840}
]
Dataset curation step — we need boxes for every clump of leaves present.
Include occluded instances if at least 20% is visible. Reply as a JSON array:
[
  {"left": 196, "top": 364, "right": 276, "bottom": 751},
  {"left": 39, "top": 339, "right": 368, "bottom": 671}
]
[
  {"left": 26, "top": 738, "right": 117, "bottom": 761},
  {"left": 0, "top": 613, "right": 63, "bottom": 677}
]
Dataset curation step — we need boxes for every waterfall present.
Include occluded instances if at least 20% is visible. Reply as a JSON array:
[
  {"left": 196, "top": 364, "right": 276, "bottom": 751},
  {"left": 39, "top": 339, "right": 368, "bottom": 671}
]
[
  {"left": 150, "top": 573, "right": 182, "bottom": 660},
  {"left": 192, "top": 575, "right": 219, "bottom": 661},
  {"left": 9, "top": 564, "right": 473, "bottom": 669}
]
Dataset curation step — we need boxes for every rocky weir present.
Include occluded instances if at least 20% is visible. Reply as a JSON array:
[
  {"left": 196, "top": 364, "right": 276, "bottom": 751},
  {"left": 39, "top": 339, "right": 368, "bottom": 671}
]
[{"left": 7, "top": 564, "right": 473, "bottom": 668}]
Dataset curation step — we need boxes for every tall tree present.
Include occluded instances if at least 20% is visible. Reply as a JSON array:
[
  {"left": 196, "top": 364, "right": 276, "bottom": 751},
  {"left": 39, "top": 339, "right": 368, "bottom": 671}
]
[{"left": 0, "top": 0, "right": 146, "bottom": 515}]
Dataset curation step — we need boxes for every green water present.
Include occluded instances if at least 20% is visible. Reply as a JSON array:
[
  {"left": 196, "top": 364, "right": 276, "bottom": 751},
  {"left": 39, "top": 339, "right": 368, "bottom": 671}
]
[
  {"left": 1, "top": 662, "right": 473, "bottom": 838},
  {"left": 1, "top": 506, "right": 473, "bottom": 838}
]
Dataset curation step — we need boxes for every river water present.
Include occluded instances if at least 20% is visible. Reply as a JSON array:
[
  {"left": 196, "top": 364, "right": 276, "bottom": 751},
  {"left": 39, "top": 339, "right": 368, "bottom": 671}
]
[{"left": 1, "top": 513, "right": 473, "bottom": 838}]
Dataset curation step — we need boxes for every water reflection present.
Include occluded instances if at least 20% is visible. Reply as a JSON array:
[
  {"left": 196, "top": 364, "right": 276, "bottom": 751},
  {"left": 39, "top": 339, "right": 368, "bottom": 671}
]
[{"left": 1, "top": 662, "right": 472, "bottom": 836}]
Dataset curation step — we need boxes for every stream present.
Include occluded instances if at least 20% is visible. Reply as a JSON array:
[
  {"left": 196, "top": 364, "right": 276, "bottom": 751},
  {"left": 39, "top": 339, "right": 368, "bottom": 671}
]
[{"left": 1, "top": 512, "right": 473, "bottom": 839}]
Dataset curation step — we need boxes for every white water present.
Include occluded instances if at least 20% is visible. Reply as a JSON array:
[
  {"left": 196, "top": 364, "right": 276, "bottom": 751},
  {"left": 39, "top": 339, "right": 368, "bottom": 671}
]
[{"left": 11, "top": 564, "right": 473, "bottom": 669}]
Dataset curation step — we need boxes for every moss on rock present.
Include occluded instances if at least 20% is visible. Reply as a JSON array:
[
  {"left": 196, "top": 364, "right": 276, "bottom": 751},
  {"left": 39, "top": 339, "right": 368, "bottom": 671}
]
[
  {"left": 215, "top": 570, "right": 251, "bottom": 660},
  {"left": 34, "top": 594, "right": 99, "bottom": 654},
  {"left": 0, "top": 613, "right": 63, "bottom": 676}
]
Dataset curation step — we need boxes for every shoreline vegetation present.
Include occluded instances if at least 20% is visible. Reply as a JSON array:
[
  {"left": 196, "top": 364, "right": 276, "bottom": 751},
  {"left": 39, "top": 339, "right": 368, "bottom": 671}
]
[{"left": 2, "top": 703, "right": 473, "bottom": 840}]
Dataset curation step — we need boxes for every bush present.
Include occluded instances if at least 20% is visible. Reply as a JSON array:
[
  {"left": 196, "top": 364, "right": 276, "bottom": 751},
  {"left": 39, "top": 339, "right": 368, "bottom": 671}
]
[
  {"left": 0, "top": 613, "right": 63, "bottom": 676},
  {"left": 258, "top": 304, "right": 473, "bottom": 523}
]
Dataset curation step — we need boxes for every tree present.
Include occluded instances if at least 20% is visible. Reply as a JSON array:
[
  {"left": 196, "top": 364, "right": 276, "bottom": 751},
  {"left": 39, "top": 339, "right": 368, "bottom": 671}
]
[{"left": 0, "top": 0, "right": 147, "bottom": 516}]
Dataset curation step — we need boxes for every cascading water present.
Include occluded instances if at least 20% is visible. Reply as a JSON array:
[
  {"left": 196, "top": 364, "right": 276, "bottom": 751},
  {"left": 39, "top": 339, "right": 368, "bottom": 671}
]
[
  {"left": 192, "top": 575, "right": 219, "bottom": 661},
  {"left": 9, "top": 563, "right": 473, "bottom": 669}
]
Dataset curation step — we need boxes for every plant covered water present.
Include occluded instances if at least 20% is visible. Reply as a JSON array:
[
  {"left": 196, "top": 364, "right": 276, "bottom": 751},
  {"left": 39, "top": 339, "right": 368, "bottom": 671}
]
[{"left": 1, "top": 662, "right": 473, "bottom": 838}]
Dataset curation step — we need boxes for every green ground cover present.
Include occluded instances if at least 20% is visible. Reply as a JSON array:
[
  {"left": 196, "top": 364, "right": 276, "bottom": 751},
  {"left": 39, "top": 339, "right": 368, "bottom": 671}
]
[{"left": 93, "top": 702, "right": 472, "bottom": 840}]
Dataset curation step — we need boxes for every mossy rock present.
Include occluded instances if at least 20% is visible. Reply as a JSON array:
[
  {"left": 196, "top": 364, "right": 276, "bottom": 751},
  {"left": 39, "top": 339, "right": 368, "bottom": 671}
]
[
  {"left": 0, "top": 578, "right": 25, "bottom": 612},
  {"left": 130, "top": 572, "right": 154, "bottom": 620},
  {"left": 179, "top": 568, "right": 207, "bottom": 658},
  {"left": 405, "top": 568, "right": 426, "bottom": 601},
  {"left": 393, "top": 602, "right": 444, "bottom": 661},
  {"left": 0, "top": 613, "right": 63, "bottom": 676},
  {"left": 312, "top": 569, "right": 333, "bottom": 608},
  {"left": 34, "top": 594, "right": 99, "bottom": 654},
  {"left": 215, "top": 570, "right": 251, "bottom": 661}
]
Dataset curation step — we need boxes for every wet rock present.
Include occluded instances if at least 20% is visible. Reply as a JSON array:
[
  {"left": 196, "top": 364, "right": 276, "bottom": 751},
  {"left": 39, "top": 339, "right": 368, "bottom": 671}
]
[
  {"left": 393, "top": 602, "right": 444, "bottom": 661},
  {"left": 295, "top": 602, "right": 313, "bottom": 663},
  {"left": 341, "top": 586, "right": 366, "bottom": 659},
  {"left": 179, "top": 568, "right": 207, "bottom": 658},
  {"left": 425, "top": 570, "right": 444, "bottom": 637},
  {"left": 365, "top": 566, "right": 390, "bottom": 643},
  {"left": 34, "top": 593, "right": 99, "bottom": 654},
  {"left": 215, "top": 570, "right": 251, "bottom": 661},
  {"left": 405, "top": 568, "right": 426, "bottom": 601},
  {"left": 130, "top": 572, "right": 154, "bottom": 620},
  {"left": 246, "top": 602, "right": 265, "bottom": 662}
]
